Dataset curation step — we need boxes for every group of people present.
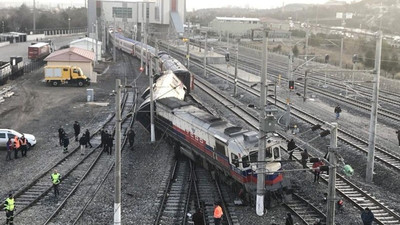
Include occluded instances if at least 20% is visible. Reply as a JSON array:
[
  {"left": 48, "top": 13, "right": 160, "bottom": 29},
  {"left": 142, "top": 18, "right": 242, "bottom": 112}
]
[
  {"left": 100, "top": 129, "right": 114, "bottom": 155},
  {"left": 58, "top": 122, "right": 93, "bottom": 155},
  {"left": 5, "top": 135, "right": 29, "bottom": 161},
  {"left": 191, "top": 202, "right": 223, "bottom": 225}
]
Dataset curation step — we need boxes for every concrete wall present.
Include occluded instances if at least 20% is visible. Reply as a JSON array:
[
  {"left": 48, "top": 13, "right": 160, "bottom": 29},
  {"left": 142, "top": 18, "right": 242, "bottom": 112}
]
[
  {"left": 0, "top": 42, "right": 10, "bottom": 48},
  {"left": 27, "top": 34, "right": 46, "bottom": 41},
  {"left": 47, "top": 61, "right": 96, "bottom": 83}
]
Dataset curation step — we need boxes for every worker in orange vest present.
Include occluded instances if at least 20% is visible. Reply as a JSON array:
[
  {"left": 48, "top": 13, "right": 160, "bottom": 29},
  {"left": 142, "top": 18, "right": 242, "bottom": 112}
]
[
  {"left": 13, "top": 136, "right": 20, "bottom": 159},
  {"left": 213, "top": 201, "right": 223, "bottom": 225}
]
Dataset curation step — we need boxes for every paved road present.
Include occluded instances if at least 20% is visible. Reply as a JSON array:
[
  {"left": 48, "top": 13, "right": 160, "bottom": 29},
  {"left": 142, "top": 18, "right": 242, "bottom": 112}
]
[{"left": 0, "top": 34, "right": 85, "bottom": 62}]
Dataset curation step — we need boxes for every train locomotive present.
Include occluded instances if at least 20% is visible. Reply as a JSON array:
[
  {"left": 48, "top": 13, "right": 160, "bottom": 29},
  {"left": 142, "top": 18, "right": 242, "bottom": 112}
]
[
  {"left": 111, "top": 31, "right": 193, "bottom": 94},
  {"left": 136, "top": 73, "right": 287, "bottom": 202}
]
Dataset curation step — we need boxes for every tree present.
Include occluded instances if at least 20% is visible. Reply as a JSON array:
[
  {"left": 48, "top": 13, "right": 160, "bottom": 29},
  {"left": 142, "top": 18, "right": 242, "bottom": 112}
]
[
  {"left": 292, "top": 45, "right": 299, "bottom": 57},
  {"left": 390, "top": 52, "right": 399, "bottom": 73},
  {"left": 364, "top": 49, "right": 375, "bottom": 68}
]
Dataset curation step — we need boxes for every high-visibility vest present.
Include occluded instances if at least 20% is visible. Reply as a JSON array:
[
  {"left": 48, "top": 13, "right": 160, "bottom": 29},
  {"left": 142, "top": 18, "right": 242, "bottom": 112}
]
[
  {"left": 214, "top": 205, "right": 223, "bottom": 218},
  {"left": 52, "top": 173, "right": 60, "bottom": 184},
  {"left": 4, "top": 198, "right": 14, "bottom": 211},
  {"left": 14, "top": 136, "right": 20, "bottom": 148}
]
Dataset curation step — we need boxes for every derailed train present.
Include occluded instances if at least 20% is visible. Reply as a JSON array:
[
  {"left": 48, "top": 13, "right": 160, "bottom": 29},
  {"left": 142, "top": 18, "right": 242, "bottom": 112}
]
[
  {"left": 136, "top": 71, "right": 287, "bottom": 200},
  {"left": 0, "top": 57, "right": 24, "bottom": 85},
  {"left": 110, "top": 31, "right": 193, "bottom": 93}
]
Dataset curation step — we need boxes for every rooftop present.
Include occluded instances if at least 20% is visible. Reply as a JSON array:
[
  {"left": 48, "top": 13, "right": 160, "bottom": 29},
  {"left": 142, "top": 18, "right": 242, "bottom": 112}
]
[{"left": 44, "top": 47, "right": 95, "bottom": 62}]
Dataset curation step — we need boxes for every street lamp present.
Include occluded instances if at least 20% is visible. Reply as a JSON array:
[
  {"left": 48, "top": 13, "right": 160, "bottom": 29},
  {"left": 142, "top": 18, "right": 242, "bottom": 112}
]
[{"left": 68, "top": 18, "right": 71, "bottom": 34}]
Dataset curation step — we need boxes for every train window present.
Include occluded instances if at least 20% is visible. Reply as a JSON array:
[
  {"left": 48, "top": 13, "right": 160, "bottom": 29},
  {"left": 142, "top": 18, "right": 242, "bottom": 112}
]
[
  {"left": 215, "top": 141, "right": 226, "bottom": 156},
  {"left": 266, "top": 147, "right": 272, "bottom": 158},
  {"left": 273, "top": 147, "right": 280, "bottom": 159},
  {"left": 231, "top": 153, "right": 239, "bottom": 167},
  {"left": 250, "top": 151, "right": 257, "bottom": 164},
  {"left": 242, "top": 156, "right": 250, "bottom": 168},
  {"left": 63, "top": 68, "right": 68, "bottom": 71}
]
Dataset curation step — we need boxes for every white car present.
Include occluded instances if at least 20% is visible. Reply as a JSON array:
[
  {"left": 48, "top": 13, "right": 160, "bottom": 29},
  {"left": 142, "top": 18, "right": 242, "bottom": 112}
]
[{"left": 0, "top": 129, "right": 37, "bottom": 148}]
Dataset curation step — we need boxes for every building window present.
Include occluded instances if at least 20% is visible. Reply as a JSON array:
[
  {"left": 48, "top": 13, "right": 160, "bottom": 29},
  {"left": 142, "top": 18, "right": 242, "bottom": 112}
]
[{"left": 112, "top": 7, "right": 132, "bottom": 19}]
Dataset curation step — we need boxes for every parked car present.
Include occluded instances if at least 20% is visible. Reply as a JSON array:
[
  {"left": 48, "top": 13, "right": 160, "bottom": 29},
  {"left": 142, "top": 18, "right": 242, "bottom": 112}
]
[{"left": 0, "top": 129, "right": 37, "bottom": 149}]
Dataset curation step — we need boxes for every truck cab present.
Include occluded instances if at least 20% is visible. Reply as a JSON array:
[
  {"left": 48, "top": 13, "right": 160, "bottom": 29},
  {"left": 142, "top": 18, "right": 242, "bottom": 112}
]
[{"left": 44, "top": 65, "right": 91, "bottom": 87}]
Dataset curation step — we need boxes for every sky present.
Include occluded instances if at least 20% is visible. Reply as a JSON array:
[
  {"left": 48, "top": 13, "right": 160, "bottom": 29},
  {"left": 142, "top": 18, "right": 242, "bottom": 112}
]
[{"left": 0, "top": 0, "right": 354, "bottom": 10}]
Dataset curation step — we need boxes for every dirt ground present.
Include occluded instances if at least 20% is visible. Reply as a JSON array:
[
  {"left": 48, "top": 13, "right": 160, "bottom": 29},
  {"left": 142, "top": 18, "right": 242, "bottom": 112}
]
[{"left": 0, "top": 61, "right": 117, "bottom": 199}]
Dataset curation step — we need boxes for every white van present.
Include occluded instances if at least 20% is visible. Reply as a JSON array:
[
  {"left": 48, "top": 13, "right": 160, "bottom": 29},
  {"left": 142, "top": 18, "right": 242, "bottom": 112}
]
[{"left": 0, "top": 129, "right": 37, "bottom": 149}]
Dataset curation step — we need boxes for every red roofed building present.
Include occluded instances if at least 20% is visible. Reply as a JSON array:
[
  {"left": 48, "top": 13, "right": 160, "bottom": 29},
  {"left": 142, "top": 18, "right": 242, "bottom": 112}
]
[{"left": 44, "top": 47, "right": 97, "bottom": 82}]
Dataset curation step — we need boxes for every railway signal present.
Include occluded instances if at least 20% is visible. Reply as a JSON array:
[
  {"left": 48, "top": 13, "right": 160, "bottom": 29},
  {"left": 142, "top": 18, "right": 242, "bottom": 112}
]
[{"left": 289, "top": 80, "right": 295, "bottom": 90}]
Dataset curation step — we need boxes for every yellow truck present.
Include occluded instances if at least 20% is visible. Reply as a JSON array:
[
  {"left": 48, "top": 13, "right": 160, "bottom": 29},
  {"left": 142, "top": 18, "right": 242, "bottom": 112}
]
[{"left": 44, "top": 66, "right": 91, "bottom": 87}]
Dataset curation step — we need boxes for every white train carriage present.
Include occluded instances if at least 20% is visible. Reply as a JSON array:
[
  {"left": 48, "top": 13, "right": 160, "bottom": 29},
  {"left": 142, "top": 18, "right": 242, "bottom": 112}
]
[
  {"left": 136, "top": 70, "right": 186, "bottom": 130},
  {"left": 152, "top": 96, "right": 285, "bottom": 194}
]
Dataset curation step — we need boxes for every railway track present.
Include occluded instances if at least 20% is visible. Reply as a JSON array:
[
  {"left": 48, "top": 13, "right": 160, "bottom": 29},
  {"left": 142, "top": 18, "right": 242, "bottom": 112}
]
[
  {"left": 191, "top": 59, "right": 400, "bottom": 175},
  {"left": 3, "top": 91, "right": 135, "bottom": 225},
  {"left": 192, "top": 71, "right": 400, "bottom": 224},
  {"left": 154, "top": 156, "right": 239, "bottom": 225}
]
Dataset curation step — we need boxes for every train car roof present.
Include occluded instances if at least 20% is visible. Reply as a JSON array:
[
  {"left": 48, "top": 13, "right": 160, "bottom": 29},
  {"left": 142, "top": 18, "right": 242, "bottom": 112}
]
[
  {"left": 115, "top": 33, "right": 140, "bottom": 44},
  {"left": 29, "top": 42, "right": 49, "bottom": 48}
]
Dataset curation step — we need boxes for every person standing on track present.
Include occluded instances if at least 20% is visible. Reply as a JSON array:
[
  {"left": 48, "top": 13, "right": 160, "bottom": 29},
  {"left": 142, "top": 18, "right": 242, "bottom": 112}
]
[
  {"left": 334, "top": 105, "right": 342, "bottom": 120},
  {"left": 396, "top": 129, "right": 400, "bottom": 147},
  {"left": 285, "top": 212, "right": 294, "bottom": 225},
  {"left": 127, "top": 129, "right": 135, "bottom": 149},
  {"left": 6, "top": 138, "right": 13, "bottom": 161},
  {"left": 58, "top": 126, "right": 65, "bottom": 146},
  {"left": 79, "top": 134, "right": 87, "bottom": 155},
  {"left": 106, "top": 133, "right": 114, "bottom": 155},
  {"left": 4, "top": 193, "right": 15, "bottom": 225},
  {"left": 51, "top": 170, "right": 61, "bottom": 198},
  {"left": 73, "top": 121, "right": 80, "bottom": 141},
  {"left": 287, "top": 139, "right": 296, "bottom": 160},
  {"left": 361, "top": 208, "right": 374, "bottom": 225},
  {"left": 312, "top": 159, "right": 324, "bottom": 183},
  {"left": 213, "top": 202, "right": 223, "bottom": 225},
  {"left": 19, "top": 135, "right": 28, "bottom": 157},
  {"left": 63, "top": 134, "right": 69, "bottom": 153},
  {"left": 100, "top": 129, "right": 106, "bottom": 148},
  {"left": 301, "top": 149, "right": 309, "bottom": 169},
  {"left": 192, "top": 208, "right": 204, "bottom": 225},
  {"left": 85, "top": 129, "right": 93, "bottom": 148}
]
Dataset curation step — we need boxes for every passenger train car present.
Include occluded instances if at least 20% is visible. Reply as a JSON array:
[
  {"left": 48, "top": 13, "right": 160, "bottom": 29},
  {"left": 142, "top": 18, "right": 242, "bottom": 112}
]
[
  {"left": 136, "top": 82, "right": 286, "bottom": 199},
  {"left": 110, "top": 31, "right": 193, "bottom": 93}
]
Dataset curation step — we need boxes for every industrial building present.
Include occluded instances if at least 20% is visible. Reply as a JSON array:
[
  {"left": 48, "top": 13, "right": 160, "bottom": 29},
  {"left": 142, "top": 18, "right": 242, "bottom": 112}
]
[
  {"left": 87, "top": 0, "right": 186, "bottom": 42},
  {"left": 209, "top": 17, "right": 262, "bottom": 37}
]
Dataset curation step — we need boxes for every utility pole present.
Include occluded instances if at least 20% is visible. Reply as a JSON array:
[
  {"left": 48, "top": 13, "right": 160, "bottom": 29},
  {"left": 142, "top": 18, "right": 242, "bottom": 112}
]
[
  {"left": 33, "top": 0, "right": 36, "bottom": 33},
  {"left": 95, "top": 19, "right": 98, "bottom": 64},
  {"left": 113, "top": 14, "right": 116, "bottom": 63},
  {"left": 186, "top": 38, "right": 190, "bottom": 69},
  {"left": 303, "top": 70, "right": 308, "bottom": 102},
  {"left": 339, "top": 37, "right": 344, "bottom": 68},
  {"left": 114, "top": 79, "right": 122, "bottom": 225},
  {"left": 203, "top": 31, "right": 208, "bottom": 78},
  {"left": 305, "top": 27, "right": 309, "bottom": 65},
  {"left": 234, "top": 41, "right": 239, "bottom": 96},
  {"left": 366, "top": 31, "right": 382, "bottom": 183},
  {"left": 327, "top": 122, "right": 338, "bottom": 225},
  {"left": 286, "top": 51, "right": 293, "bottom": 130},
  {"left": 149, "top": 46, "right": 155, "bottom": 143},
  {"left": 140, "top": 3, "right": 144, "bottom": 70},
  {"left": 256, "top": 27, "right": 268, "bottom": 217}
]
